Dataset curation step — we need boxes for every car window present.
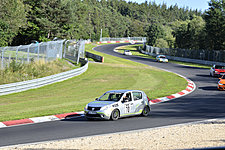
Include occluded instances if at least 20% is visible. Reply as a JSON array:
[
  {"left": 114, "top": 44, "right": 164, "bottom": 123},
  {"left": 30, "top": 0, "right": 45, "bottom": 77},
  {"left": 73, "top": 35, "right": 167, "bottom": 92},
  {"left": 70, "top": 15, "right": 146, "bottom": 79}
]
[
  {"left": 132, "top": 92, "right": 142, "bottom": 101},
  {"left": 222, "top": 76, "right": 225, "bottom": 79},
  {"left": 99, "top": 92, "right": 124, "bottom": 101},
  {"left": 215, "top": 65, "right": 225, "bottom": 69}
]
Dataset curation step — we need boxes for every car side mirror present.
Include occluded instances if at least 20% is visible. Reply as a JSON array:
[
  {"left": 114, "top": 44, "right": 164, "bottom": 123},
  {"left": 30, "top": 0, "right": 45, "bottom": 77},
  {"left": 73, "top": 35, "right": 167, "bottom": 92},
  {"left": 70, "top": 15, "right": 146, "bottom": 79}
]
[{"left": 95, "top": 98, "right": 98, "bottom": 100}]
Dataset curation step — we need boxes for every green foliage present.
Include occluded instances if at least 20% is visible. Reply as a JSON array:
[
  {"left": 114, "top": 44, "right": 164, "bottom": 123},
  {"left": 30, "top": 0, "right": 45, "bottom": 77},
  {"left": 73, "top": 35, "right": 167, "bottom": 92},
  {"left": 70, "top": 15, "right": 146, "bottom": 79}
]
[
  {"left": 0, "top": 0, "right": 26, "bottom": 46},
  {"left": 173, "top": 16, "right": 206, "bottom": 49},
  {"left": 155, "top": 38, "right": 169, "bottom": 48},
  {"left": 0, "top": 59, "right": 75, "bottom": 85},
  {"left": 147, "top": 23, "right": 164, "bottom": 46},
  {"left": 2, "top": 0, "right": 223, "bottom": 51},
  {"left": 1, "top": 0, "right": 202, "bottom": 46},
  {"left": 204, "top": 0, "right": 225, "bottom": 50}
]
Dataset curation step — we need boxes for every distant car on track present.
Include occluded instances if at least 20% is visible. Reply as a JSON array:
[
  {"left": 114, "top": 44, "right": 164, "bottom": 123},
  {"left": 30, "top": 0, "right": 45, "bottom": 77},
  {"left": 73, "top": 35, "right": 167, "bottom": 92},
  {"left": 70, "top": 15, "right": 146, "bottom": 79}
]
[
  {"left": 218, "top": 75, "right": 225, "bottom": 90},
  {"left": 156, "top": 55, "right": 168, "bottom": 63},
  {"left": 210, "top": 65, "right": 225, "bottom": 77},
  {"left": 84, "top": 90, "right": 151, "bottom": 121},
  {"left": 123, "top": 50, "right": 132, "bottom": 56}
]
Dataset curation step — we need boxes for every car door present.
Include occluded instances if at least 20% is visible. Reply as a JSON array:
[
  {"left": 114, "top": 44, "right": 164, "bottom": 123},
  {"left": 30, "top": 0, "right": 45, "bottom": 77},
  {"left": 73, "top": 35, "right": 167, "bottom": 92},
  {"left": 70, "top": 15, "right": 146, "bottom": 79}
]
[
  {"left": 120, "top": 92, "right": 134, "bottom": 116},
  {"left": 132, "top": 91, "right": 144, "bottom": 114}
]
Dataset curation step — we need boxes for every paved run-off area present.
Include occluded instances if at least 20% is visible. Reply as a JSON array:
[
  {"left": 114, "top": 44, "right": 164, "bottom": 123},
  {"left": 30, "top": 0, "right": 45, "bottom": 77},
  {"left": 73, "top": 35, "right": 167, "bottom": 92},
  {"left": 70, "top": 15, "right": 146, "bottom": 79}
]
[{"left": 2, "top": 118, "right": 225, "bottom": 150}]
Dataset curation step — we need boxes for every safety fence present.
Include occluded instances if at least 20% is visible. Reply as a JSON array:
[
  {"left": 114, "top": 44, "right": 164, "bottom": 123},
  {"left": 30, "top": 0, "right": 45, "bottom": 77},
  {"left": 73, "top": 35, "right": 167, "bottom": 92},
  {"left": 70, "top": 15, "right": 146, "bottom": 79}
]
[
  {"left": 143, "top": 45, "right": 225, "bottom": 63},
  {"left": 0, "top": 40, "right": 86, "bottom": 69},
  {"left": 63, "top": 40, "right": 85, "bottom": 64}
]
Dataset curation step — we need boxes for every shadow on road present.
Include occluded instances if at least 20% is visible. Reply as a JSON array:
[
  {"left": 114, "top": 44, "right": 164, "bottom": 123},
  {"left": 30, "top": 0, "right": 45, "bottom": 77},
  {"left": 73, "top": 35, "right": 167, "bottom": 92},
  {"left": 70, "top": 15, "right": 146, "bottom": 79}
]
[{"left": 198, "top": 86, "right": 218, "bottom": 91}]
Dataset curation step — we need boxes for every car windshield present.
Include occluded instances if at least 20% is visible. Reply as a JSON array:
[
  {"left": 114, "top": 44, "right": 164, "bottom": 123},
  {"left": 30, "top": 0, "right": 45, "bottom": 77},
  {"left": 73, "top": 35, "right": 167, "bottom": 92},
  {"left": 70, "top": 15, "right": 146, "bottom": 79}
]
[
  {"left": 98, "top": 92, "right": 124, "bottom": 101},
  {"left": 159, "top": 56, "right": 166, "bottom": 58},
  {"left": 221, "top": 76, "right": 225, "bottom": 79},
  {"left": 215, "top": 65, "right": 225, "bottom": 69}
]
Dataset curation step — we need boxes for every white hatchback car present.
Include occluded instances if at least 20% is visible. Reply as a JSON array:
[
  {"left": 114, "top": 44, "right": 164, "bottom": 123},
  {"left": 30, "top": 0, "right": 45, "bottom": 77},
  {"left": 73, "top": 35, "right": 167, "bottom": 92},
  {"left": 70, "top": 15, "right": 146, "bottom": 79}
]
[
  {"left": 84, "top": 90, "right": 151, "bottom": 121},
  {"left": 156, "top": 55, "right": 168, "bottom": 63},
  {"left": 123, "top": 50, "right": 132, "bottom": 55}
]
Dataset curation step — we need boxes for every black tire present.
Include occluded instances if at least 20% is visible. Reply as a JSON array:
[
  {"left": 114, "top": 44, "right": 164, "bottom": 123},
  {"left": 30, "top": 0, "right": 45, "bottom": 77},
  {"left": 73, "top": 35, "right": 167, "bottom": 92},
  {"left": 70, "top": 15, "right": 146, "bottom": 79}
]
[
  {"left": 111, "top": 109, "right": 120, "bottom": 121},
  {"left": 142, "top": 106, "right": 150, "bottom": 117}
]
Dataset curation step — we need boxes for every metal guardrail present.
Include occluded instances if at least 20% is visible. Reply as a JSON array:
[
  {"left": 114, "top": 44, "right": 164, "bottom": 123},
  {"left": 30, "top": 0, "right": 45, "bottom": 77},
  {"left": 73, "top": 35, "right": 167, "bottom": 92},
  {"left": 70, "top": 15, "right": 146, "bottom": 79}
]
[
  {"left": 85, "top": 52, "right": 104, "bottom": 62},
  {"left": 0, "top": 60, "right": 88, "bottom": 96},
  {"left": 100, "top": 37, "right": 146, "bottom": 42}
]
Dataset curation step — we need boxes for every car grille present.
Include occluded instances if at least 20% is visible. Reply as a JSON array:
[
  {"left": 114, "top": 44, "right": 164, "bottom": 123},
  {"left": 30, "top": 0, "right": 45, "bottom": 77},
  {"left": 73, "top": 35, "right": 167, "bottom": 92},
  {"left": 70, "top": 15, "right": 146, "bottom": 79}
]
[
  {"left": 87, "top": 106, "right": 101, "bottom": 111},
  {"left": 86, "top": 114, "right": 101, "bottom": 117}
]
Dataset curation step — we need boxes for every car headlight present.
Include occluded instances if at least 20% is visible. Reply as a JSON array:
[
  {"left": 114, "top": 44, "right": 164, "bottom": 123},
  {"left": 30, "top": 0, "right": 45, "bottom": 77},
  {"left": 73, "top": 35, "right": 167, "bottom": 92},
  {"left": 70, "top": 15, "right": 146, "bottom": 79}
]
[
  {"left": 215, "top": 71, "right": 219, "bottom": 73},
  {"left": 101, "top": 105, "right": 110, "bottom": 111},
  {"left": 218, "top": 82, "right": 223, "bottom": 85},
  {"left": 85, "top": 104, "right": 88, "bottom": 109}
]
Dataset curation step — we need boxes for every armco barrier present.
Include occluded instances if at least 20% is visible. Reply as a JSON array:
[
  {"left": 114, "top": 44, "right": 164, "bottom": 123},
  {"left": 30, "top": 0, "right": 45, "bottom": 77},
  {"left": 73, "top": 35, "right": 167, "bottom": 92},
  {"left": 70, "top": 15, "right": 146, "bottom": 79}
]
[
  {"left": 97, "top": 40, "right": 143, "bottom": 44},
  {"left": 0, "top": 60, "right": 88, "bottom": 96},
  {"left": 86, "top": 51, "right": 104, "bottom": 62}
]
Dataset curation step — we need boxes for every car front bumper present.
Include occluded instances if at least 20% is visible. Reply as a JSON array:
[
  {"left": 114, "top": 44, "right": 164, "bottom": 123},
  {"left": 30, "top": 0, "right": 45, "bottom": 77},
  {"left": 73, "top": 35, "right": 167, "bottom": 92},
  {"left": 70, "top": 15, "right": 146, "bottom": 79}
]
[{"left": 84, "top": 109, "right": 111, "bottom": 120}]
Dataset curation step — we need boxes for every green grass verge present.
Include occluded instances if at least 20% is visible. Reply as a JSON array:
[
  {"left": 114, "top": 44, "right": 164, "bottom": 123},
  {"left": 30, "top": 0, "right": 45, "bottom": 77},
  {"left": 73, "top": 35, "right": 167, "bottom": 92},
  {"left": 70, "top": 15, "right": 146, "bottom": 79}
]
[
  {"left": 0, "top": 59, "right": 77, "bottom": 85},
  {"left": 0, "top": 43, "right": 187, "bottom": 122},
  {"left": 116, "top": 44, "right": 211, "bottom": 69}
]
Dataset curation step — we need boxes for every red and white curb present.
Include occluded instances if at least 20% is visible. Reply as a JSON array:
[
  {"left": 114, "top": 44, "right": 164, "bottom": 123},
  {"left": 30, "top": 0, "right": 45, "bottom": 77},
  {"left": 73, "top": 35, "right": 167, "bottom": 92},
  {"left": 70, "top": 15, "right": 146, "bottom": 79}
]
[
  {"left": 150, "top": 77, "right": 195, "bottom": 104},
  {"left": 0, "top": 112, "right": 84, "bottom": 128},
  {"left": 0, "top": 78, "right": 195, "bottom": 129}
]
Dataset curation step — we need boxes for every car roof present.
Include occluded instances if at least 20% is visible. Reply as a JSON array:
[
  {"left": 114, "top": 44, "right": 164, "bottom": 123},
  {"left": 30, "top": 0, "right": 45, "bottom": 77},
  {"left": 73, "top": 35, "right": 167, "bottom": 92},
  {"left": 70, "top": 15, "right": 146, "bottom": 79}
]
[{"left": 105, "top": 90, "right": 143, "bottom": 93}]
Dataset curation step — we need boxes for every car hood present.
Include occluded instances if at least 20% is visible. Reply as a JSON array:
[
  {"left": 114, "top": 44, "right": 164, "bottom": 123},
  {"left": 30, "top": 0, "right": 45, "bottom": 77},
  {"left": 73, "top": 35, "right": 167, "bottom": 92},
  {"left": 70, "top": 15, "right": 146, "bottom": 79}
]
[
  {"left": 215, "top": 69, "right": 225, "bottom": 72},
  {"left": 88, "top": 101, "right": 115, "bottom": 107}
]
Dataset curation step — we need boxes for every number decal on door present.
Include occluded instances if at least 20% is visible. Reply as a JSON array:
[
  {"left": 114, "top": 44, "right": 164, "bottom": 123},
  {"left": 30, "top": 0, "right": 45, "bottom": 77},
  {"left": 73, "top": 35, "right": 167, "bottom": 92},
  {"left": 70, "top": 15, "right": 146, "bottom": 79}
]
[{"left": 125, "top": 104, "right": 130, "bottom": 113}]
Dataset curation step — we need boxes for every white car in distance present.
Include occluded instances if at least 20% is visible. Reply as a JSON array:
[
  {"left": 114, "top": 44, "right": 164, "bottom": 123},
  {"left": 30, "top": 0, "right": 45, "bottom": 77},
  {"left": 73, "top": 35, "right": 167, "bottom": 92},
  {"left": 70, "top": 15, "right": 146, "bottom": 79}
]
[
  {"left": 123, "top": 50, "right": 132, "bottom": 56},
  {"left": 156, "top": 55, "right": 168, "bottom": 63}
]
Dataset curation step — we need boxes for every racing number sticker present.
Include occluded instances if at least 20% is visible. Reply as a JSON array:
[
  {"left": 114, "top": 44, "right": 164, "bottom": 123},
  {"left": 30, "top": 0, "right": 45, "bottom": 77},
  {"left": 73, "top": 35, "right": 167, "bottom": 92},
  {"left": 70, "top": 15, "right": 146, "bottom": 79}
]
[{"left": 125, "top": 104, "right": 130, "bottom": 113}]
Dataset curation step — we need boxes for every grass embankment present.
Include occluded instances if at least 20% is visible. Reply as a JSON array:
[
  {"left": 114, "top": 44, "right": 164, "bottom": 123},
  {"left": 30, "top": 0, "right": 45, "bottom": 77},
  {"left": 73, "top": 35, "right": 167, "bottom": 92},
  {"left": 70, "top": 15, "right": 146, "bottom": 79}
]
[
  {"left": 116, "top": 44, "right": 211, "bottom": 69},
  {"left": 0, "top": 43, "right": 187, "bottom": 122},
  {"left": 0, "top": 59, "right": 77, "bottom": 85}
]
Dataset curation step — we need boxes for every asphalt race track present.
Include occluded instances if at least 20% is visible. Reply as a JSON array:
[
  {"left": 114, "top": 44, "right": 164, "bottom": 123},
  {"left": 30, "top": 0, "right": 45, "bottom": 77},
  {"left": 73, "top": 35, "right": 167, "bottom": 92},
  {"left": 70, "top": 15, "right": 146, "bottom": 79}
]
[{"left": 0, "top": 43, "right": 225, "bottom": 147}]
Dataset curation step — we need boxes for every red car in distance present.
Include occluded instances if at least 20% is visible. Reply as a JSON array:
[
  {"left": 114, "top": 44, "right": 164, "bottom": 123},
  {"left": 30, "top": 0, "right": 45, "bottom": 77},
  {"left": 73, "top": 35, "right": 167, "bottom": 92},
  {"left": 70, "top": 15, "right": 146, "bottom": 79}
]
[{"left": 210, "top": 65, "right": 225, "bottom": 77}]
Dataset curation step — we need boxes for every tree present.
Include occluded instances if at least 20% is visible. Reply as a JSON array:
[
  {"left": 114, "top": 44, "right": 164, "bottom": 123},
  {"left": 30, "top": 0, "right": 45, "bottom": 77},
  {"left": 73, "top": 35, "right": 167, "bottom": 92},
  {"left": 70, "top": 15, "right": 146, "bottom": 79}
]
[
  {"left": 0, "top": 0, "right": 26, "bottom": 46},
  {"left": 146, "top": 23, "right": 164, "bottom": 46},
  {"left": 204, "top": 0, "right": 225, "bottom": 50}
]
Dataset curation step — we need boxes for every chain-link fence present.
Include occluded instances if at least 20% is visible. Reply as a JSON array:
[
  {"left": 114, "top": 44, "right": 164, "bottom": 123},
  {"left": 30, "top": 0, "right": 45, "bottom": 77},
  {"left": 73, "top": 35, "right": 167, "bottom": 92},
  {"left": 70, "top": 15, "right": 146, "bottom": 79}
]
[
  {"left": 144, "top": 45, "right": 225, "bottom": 63},
  {"left": 0, "top": 39, "right": 86, "bottom": 69},
  {"left": 63, "top": 40, "right": 85, "bottom": 64},
  {"left": 0, "top": 40, "right": 65, "bottom": 69},
  {"left": 100, "top": 37, "right": 146, "bottom": 42}
]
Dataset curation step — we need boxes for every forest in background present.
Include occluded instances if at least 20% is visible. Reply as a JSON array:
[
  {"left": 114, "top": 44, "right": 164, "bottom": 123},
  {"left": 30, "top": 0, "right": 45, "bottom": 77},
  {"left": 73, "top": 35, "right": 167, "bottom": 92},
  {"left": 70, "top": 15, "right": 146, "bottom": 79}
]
[{"left": 0, "top": 0, "right": 224, "bottom": 50}]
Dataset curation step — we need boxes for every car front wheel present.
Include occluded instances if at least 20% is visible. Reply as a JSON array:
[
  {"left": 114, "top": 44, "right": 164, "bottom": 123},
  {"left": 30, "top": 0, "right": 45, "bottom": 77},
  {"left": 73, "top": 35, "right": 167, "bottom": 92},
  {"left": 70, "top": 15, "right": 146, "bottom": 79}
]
[
  {"left": 142, "top": 106, "right": 150, "bottom": 117},
  {"left": 111, "top": 109, "right": 119, "bottom": 121}
]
